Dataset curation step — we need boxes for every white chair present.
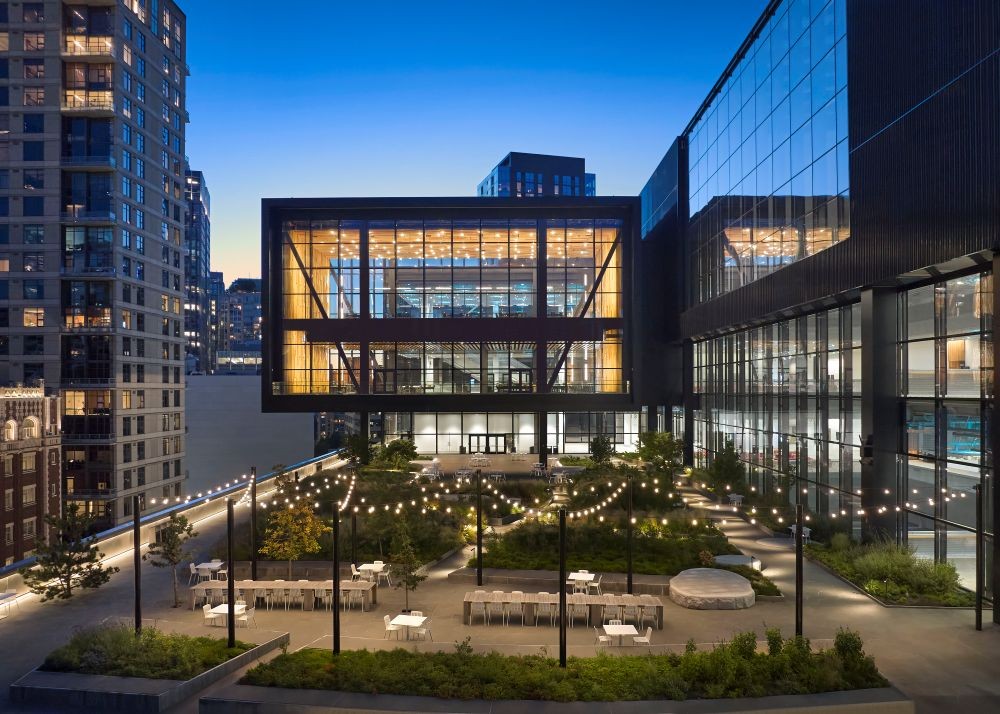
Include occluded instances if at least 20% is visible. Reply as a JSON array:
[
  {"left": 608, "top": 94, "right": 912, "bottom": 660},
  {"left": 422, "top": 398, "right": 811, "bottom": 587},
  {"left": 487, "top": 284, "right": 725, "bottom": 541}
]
[
  {"left": 350, "top": 564, "right": 362, "bottom": 581},
  {"left": 237, "top": 607, "right": 257, "bottom": 628},
  {"left": 383, "top": 614, "right": 403, "bottom": 640},
  {"left": 347, "top": 588, "right": 364, "bottom": 611},
  {"left": 285, "top": 586, "right": 302, "bottom": 610},
  {"left": 470, "top": 600, "right": 487, "bottom": 625},
  {"left": 623, "top": 603, "right": 640, "bottom": 625},
  {"left": 217, "top": 568, "right": 228, "bottom": 582},
  {"left": 378, "top": 565, "right": 392, "bottom": 587},
  {"left": 487, "top": 591, "right": 506, "bottom": 625},
  {"left": 202, "top": 604, "right": 222, "bottom": 627},
  {"left": 640, "top": 604, "right": 658, "bottom": 629},
  {"left": 188, "top": 563, "right": 199, "bottom": 585},
  {"left": 412, "top": 618, "right": 432, "bottom": 641},
  {"left": 633, "top": 626, "right": 653, "bottom": 647},
  {"left": 507, "top": 594, "right": 524, "bottom": 626},
  {"left": 211, "top": 558, "right": 223, "bottom": 563},
  {"left": 588, "top": 574, "right": 602, "bottom": 595},
  {"left": 604, "top": 605, "right": 622, "bottom": 623},
  {"left": 197, "top": 566, "right": 213, "bottom": 583},
  {"left": 373, "top": 560, "right": 384, "bottom": 565},
  {"left": 608, "top": 618, "right": 622, "bottom": 625},
  {"left": 594, "top": 626, "right": 612, "bottom": 649},
  {"left": 535, "top": 595, "right": 555, "bottom": 626},
  {"left": 570, "top": 602, "right": 588, "bottom": 627},
  {"left": 410, "top": 610, "right": 423, "bottom": 616}
]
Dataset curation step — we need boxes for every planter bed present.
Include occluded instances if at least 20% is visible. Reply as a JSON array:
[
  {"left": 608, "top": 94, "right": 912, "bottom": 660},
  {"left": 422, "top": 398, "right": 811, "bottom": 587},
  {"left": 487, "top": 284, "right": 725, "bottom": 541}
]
[
  {"left": 10, "top": 632, "right": 289, "bottom": 713},
  {"left": 447, "top": 566, "right": 669, "bottom": 595}
]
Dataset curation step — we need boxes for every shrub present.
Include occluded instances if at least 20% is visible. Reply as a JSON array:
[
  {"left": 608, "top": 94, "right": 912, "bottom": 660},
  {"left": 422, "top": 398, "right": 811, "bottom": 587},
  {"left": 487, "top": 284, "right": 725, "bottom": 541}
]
[
  {"left": 830, "top": 532, "right": 852, "bottom": 552},
  {"left": 590, "top": 435, "right": 615, "bottom": 465},
  {"left": 43, "top": 624, "right": 251, "bottom": 680},
  {"left": 242, "top": 630, "right": 887, "bottom": 700}
]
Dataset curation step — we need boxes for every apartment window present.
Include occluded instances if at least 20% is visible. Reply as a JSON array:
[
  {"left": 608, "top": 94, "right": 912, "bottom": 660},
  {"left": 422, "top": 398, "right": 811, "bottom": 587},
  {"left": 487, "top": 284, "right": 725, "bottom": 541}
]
[
  {"left": 173, "top": 388, "right": 180, "bottom": 405},
  {"left": 23, "top": 169, "right": 44, "bottom": 189},
  {"left": 136, "top": 107, "right": 145, "bottom": 128},
  {"left": 136, "top": 365, "right": 144, "bottom": 383},
  {"left": 123, "top": 442, "right": 132, "bottom": 462},
  {"left": 137, "top": 442, "right": 145, "bottom": 460},
  {"left": 23, "top": 517, "right": 36, "bottom": 540},
  {"left": 23, "top": 59, "right": 44, "bottom": 79},
  {"left": 22, "top": 196, "right": 43, "bottom": 216},
  {"left": 23, "top": 279, "right": 43, "bottom": 300},
  {"left": 22, "top": 4, "right": 44, "bottom": 23},
  {"left": 23, "top": 33, "right": 44, "bottom": 51},
  {"left": 23, "top": 225, "right": 43, "bottom": 243},
  {"left": 23, "top": 114, "right": 43, "bottom": 133},
  {"left": 121, "top": 229, "right": 131, "bottom": 250},
  {"left": 22, "top": 452, "right": 36, "bottom": 472},
  {"left": 0, "top": 87, "right": 7, "bottom": 106},
  {"left": 161, "top": 389, "right": 169, "bottom": 407},
  {"left": 122, "top": 416, "right": 130, "bottom": 436},
  {"left": 22, "top": 87, "right": 44, "bottom": 106},
  {"left": 0, "top": 280, "right": 7, "bottom": 299},
  {"left": 23, "top": 335, "right": 43, "bottom": 355},
  {"left": 122, "top": 149, "right": 132, "bottom": 171},
  {"left": 136, "top": 261, "right": 144, "bottom": 280},
  {"left": 23, "top": 308, "right": 44, "bottom": 327},
  {"left": 4, "top": 523, "right": 12, "bottom": 545},
  {"left": 122, "top": 363, "right": 131, "bottom": 382},
  {"left": 121, "top": 390, "right": 132, "bottom": 409},
  {"left": 0, "top": 32, "right": 7, "bottom": 52},
  {"left": 22, "top": 484, "right": 36, "bottom": 505},
  {"left": 122, "top": 336, "right": 131, "bottom": 356},
  {"left": 3, "top": 489, "right": 11, "bottom": 510},
  {"left": 23, "top": 142, "right": 44, "bottom": 161},
  {"left": 136, "top": 338, "right": 144, "bottom": 356}
]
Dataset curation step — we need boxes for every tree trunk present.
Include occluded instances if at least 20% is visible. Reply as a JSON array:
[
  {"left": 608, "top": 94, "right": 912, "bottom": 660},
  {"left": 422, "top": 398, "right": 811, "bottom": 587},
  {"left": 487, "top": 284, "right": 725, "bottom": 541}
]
[
  {"left": 172, "top": 565, "right": 179, "bottom": 607},
  {"left": 287, "top": 560, "right": 292, "bottom": 579}
]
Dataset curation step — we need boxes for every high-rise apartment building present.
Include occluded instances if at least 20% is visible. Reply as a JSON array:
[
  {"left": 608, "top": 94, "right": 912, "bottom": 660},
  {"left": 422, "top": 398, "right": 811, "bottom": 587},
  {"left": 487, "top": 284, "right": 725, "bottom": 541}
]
[
  {"left": 183, "top": 166, "right": 209, "bottom": 372},
  {"left": 207, "top": 269, "right": 224, "bottom": 371},
  {"left": 477, "top": 152, "right": 596, "bottom": 198},
  {"left": 217, "top": 277, "right": 261, "bottom": 374},
  {"left": 0, "top": 0, "right": 189, "bottom": 527}
]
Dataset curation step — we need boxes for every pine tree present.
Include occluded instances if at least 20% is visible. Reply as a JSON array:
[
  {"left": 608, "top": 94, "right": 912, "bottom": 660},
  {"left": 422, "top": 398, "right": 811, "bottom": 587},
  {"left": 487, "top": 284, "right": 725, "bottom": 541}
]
[
  {"left": 143, "top": 513, "right": 198, "bottom": 607},
  {"left": 21, "top": 504, "right": 120, "bottom": 602}
]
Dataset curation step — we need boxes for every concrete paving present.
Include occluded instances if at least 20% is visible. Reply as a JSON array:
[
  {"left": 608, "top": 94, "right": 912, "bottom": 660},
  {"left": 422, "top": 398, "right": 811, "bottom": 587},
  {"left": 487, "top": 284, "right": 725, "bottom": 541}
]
[{"left": 0, "top": 482, "right": 998, "bottom": 713}]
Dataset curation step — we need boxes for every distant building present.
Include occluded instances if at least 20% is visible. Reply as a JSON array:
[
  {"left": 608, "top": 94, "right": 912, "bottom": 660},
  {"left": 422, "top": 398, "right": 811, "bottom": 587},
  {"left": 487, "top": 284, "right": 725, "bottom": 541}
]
[
  {"left": 218, "top": 278, "right": 262, "bottom": 374},
  {"left": 0, "top": 386, "right": 61, "bottom": 566},
  {"left": 207, "top": 271, "right": 226, "bottom": 371},
  {"left": 184, "top": 168, "right": 211, "bottom": 373},
  {"left": 477, "top": 152, "right": 596, "bottom": 198}
]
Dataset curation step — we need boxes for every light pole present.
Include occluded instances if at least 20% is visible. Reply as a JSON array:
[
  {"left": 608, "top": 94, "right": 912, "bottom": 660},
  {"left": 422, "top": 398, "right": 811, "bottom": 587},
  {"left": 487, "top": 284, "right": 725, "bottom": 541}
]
[
  {"left": 795, "top": 502, "right": 803, "bottom": 638},
  {"left": 333, "top": 506, "right": 341, "bottom": 655},
  {"left": 351, "top": 507, "right": 358, "bottom": 567},
  {"left": 132, "top": 495, "right": 141, "bottom": 635},
  {"left": 250, "top": 466, "right": 258, "bottom": 580},
  {"left": 975, "top": 483, "right": 983, "bottom": 631},
  {"left": 476, "top": 468, "right": 483, "bottom": 587},
  {"left": 558, "top": 507, "right": 567, "bottom": 668},
  {"left": 226, "top": 498, "right": 236, "bottom": 648},
  {"left": 626, "top": 472, "right": 634, "bottom": 594}
]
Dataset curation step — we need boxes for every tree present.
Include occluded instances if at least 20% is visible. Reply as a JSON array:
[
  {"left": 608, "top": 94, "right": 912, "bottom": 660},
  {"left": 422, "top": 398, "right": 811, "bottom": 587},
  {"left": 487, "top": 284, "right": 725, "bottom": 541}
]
[
  {"left": 143, "top": 513, "right": 198, "bottom": 607},
  {"left": 708, "top": 440, "right": 746, "bottom": 493},
  {"left": 636, "top": 431, "right": 685, "bottom": 476},
  {"left": 260, "top": 502, "right": 330, "bottom": 578},
  {"left": 21, "top": 504, "right": 120, "bottom": 602},
  {"left": 346, "top": 434, "right": 373, "bottom": 466},
  {"left": 315, "top": 431, "right": 345, "bottom": 456},
  {"left": 390, "top": 520, "right": 426, "bottom": 611},
  {"left": 589, "top": 435, "right": 615, "bottom": 465},
  {"left": 373, "top": 438, "right": 419, "bottom": 470}
]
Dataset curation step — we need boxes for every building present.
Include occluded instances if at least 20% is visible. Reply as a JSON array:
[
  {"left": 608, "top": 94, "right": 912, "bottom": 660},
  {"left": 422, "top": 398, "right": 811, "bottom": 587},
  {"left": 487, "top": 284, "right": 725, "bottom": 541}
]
[
  {"left": 261, "top": 197, "right": 673, "bottom": 454},
  {"left": 217, "top": 277, "right": 261, "bottom": 374},
  {"left": 0, "top": 385, "right": 60, "bottom": 566},
  {"left": 477, "top": 152, "right": 596, "bottom": 199},
  {"left": 639, "top": 0, "right": 999, "bottom": 599},
  {"left": 0, "top": 1, "right": 189, "bottom": 526},
  {"left": 207, "top": 269, "right": 224, "bottom": 371},
  {"left": 183, "top": 167, "right": 210, "bottom": 373}
]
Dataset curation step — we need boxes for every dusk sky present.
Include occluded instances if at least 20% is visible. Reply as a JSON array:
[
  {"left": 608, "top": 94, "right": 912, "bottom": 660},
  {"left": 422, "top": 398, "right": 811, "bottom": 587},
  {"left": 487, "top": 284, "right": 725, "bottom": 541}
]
[{"left": 184, "top": 1, "right": 769, "bottom": 280}]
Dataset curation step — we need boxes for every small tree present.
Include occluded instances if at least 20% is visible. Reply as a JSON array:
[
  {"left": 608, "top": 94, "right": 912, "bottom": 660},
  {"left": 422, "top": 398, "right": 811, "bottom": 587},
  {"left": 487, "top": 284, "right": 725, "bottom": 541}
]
[
  {"left": 22, "top": 504, "right": 120, "bottom": 602},
  {"left": 143, "top": 513, "right": 198, "bottom": 607},
  {"left": 589, "top": 435, "right": 615, "bottom": 466},
  {"left": 260, "top": 502, "right": 330, "bottom": 578},
  {"left": 346, "top": 434, "right": 373, "bottom": 466},
  {"left": 375, "top": 438, "right": 419, "bottom": 470},
  {"left": 708, "top": 440, "right": 746, "bottom": 493},
  {"left": 636, "top": 431, "right": 685, "bottom": 476},
  {"left": 390, "top": 520, "right": 426, "bottom": 611}
]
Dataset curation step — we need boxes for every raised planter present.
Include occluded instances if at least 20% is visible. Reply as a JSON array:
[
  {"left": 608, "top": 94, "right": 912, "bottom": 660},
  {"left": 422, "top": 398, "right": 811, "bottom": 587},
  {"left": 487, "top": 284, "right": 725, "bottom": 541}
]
[
  {"left": 447, "top": 567, "right": 669, "bottom": 595},
  {"left": 487, "top": 513, "right": 523, "bottom": 527},
  {"left": 10, "top": 632, "right": 289, "bottom": 713},
  {"left": 199, "top": 683, "right": 914, "bottom": 714}
]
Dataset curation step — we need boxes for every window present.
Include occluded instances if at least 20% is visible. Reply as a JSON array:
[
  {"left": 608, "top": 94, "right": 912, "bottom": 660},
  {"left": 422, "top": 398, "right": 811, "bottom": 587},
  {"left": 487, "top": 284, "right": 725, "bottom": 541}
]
[
  {"left": 4, "top": 523, "right": 12, "bottom": 545},
  {"left": 23, "top": 142, "right": 44, "bottom": 161},
  {"left": 23, "top": 517, "right": 36, "bottom": 540},
  {"left": 22, "top": 87, "right": 44, "bottom": 106},
  {"left": 22, "top": 452, "right": 36, "bottom": 472},
  {"left": 22, "top": 196, "right": 43, "bottom": 216},
  {"left": 23, "top": 308, "right": 44, "bottom": 327},
  {"left": 3, "top": 489, "right": 11, "bottom": 510},
  {"left": 22, "top": 484, "right": 36, "bottom": 505},
  {"left": 23, "top": 225, "right": 43, "bottom": 243},
  {"left": 23, "top": 169, "right": 44, "bottom": 189},
  {"left": 23, "top": 114, "right": 43, "bottom": 133},
  {"left": 23, "top": 279, "right": 43, "bottom": 300},
  {"left": 23, "top": 335, "right": 43, "bottom": 355},
  {"left": 22, "top": 4, "right": 44, "bottom": 23},
  {"left": 23, "top": 59, "right": 44, "bottom": 79},
  {"left": 23, "top": 33, "right": 44, "bottom": 51}
]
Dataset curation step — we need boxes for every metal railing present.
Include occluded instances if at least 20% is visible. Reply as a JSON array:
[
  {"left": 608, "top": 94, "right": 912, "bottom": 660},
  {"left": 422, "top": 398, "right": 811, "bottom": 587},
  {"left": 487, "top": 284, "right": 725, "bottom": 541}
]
[
  {"left": 60, "top": 154, "right": 116, "bottom": 168},
  {"left": 60, "top": 208, "right": 116, "bottom": 221},
  {"left": 62, "top": 36, "right": 114, "bottom": 56},
  {"left": 62, "top": 93, "right": 114, "bottom": 111}
]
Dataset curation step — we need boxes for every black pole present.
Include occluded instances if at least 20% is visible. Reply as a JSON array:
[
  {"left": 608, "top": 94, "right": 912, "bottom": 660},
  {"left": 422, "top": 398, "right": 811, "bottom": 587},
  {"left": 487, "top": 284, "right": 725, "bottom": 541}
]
[
  {"left": 559, "top": 508, "right": 567, "bottom": 668},
  {"left": 227, "top": 499, "right": 235, "bottom": 648},
  {"left": 476, "top": 468, "right": 483, "bottom": 587},
  {"left": 333, "top": 508, "right": 341, "bottom": 655},
  {"left": 795, "top": 503, "right": 803, "bottom": 638},
  {"left": 132, "top": 495, "right": 141, "bottom": 636},
  {"left": 351, "top": 510, "right": 358, "bottom": 567},
  {"left": 250, "top": 466, "right": 258, "bottom": 580},
  {"left": 975, "top": 484, "right": 983, "bottom": 631},
  {"left": 626, "top": 473, "right": 634, "bottom": 594}
]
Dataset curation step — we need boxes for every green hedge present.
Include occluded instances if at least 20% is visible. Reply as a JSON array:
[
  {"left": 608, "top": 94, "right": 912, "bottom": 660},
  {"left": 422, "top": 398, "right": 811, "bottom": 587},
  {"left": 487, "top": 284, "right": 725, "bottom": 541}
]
[
  {"left": 472, "top": 519, "right": 738, "bottom": 575},
  {"left": 242, "top": 629, "right": 886, "bottom": 700},
  {"left": 42, "top": 625, "right": 252, "bottom": 680}
]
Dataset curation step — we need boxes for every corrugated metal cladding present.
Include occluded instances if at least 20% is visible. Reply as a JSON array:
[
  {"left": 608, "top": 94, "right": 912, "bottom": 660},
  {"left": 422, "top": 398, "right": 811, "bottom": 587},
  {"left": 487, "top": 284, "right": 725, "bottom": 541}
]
[{"left": 680, "top": 0, "right": 1000, "bottom": 339}]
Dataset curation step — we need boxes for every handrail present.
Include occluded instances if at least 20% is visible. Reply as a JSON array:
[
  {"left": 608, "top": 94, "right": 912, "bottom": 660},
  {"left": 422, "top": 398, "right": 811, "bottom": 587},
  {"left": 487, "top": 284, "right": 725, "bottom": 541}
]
[{"left": 0, "top": 449, "right": 346, "bottom": 582}]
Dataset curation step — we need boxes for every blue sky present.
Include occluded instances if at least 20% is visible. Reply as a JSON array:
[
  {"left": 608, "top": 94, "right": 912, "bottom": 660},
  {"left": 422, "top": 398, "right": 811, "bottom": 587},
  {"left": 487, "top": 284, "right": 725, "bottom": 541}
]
[{"left": 183, "top": 1, "right": 769, "bottom": 279}]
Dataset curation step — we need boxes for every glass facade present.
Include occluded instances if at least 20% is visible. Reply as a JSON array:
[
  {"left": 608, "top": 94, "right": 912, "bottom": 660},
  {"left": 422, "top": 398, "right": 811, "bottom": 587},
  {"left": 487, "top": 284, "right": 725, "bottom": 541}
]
[
  {"left": 900, "top": 272, "right": 993, "bottom": 586},
  {"left": 688, "top": 0, "right": 849, "bottom": 302},
  {"left": 383, "top": 410, "right": 640, "bottom": 455},
  {"left": 693, "top": 303, "right": 863, "bottom": 531}
]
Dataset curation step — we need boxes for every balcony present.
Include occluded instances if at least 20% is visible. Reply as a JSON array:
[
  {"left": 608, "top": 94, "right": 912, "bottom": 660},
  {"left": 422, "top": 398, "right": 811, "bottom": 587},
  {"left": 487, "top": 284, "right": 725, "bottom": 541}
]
[
  {"left": 59, "top": 376, "right": 115, "bottom": 386},
  {"left": 62, "top": 35, "right": 114, "bottom": 57},
  {"left": 61, "top": 154, "right": 116, "bottom": 169},
  {"left": 62, "top": 432, "right": 116, "bottom": 443},
  {"left": 60, "top": 264, "right": 116, "bottom": 277},
  {"left": 62, "top": 91, "right": 114, "bottom": 113},
  {"left": 61, "top": 206, "right": 116, "bottom": 223}
]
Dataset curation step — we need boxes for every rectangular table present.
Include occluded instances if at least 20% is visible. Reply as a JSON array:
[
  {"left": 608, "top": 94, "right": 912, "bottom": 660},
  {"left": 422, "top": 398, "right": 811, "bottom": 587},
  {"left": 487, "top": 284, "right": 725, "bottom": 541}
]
[
  {"left": 207, "top": 603, "right": 245, "bottom": 626},
  {"left": 195, "top": 562, "right": 225, "bottom": 580},
  {"left": 190, "top": 578, "right": 377, "bottom": 611},
  {"left": 463, "top": 591, "right": 664, "bottom": 629},
  {"left": 390, "top": 614, "right": 427, "bottom": 640},
  {"left": 603, "top": 623, "right": 638, "bottom": 646}
]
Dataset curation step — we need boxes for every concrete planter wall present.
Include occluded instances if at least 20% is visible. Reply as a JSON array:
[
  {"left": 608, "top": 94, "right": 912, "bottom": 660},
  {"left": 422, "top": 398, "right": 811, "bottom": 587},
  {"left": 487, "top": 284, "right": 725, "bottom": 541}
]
[
  {"left": 487, "top": 513, "right": 523, "bottom": 527},
  {"left": 9, "top": 633, "right": 289, "bottom": 713},
  {"left": 447, "top": 567, "right": 669, "bottom": 596},
  {"left": 200, "top": 683, "right": 913, "bottom": 714}
]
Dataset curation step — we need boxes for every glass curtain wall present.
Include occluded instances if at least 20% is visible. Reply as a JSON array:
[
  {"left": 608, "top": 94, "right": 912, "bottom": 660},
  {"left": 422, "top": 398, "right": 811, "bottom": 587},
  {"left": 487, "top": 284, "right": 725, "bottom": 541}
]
[
  {"left": 545, "top": 218, "right": 621, "bottom": 318},
  {"left": 282, "top": 220, "right": 362, "bottom": 319},
  {"left": 693, "top": 303, "right": 862, "bottom": 529},
  {"left": 900, "top": 272, "right": 993, "bottom": 587},
  {"left": 688, "top": 0, "right": 849, "bottom": 302}
]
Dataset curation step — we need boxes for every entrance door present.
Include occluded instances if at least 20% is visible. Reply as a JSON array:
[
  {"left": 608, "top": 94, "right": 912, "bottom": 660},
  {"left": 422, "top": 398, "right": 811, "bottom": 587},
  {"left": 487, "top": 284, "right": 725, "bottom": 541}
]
[{"left": 469, "top": 434, "right": 506, "bottom": 454}]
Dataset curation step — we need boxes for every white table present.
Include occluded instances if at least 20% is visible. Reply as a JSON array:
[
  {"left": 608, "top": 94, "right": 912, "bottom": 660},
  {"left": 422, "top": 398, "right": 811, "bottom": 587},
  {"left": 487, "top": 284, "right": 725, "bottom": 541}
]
[
  {"left": 196, "top": 562, "right": 226, "bottom": 580},
  {"left": 603, "top": 623, "right": 638, "bottom": 646},
  {"left": 567, "top": 572, "right": 594, "bottom": 591},
  {"left": 208, "top": 603, "right": 244, "bottom": 625},
  {"left": 788, "top": 525, "right": 812, "bottom": 542},
  {"left": 390, "top": 614, "right": 427, "bottom": 640},
  {"left": 728, "top": 494, "right": 744, "bottom": 506},
  {"left": 359, "top": 563, "right": 385, "bottom": 579}
]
